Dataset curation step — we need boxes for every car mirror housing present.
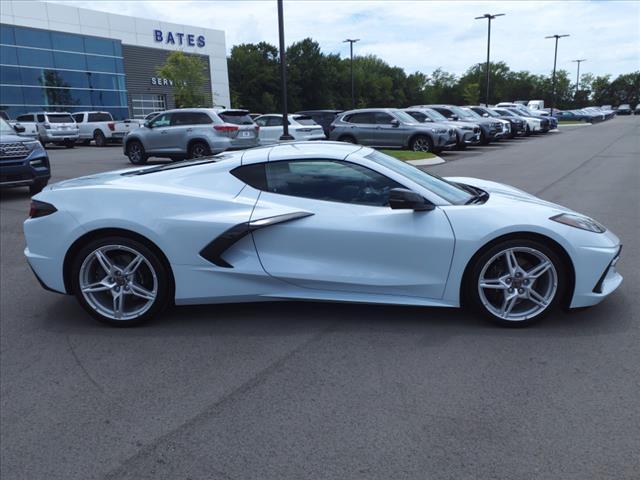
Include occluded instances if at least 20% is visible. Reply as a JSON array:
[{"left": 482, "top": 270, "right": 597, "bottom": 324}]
[
  {"left": 482, "top": 113, "right": 489, "bottom": 117},
  {"left": 13, "top": 123, "right": 26, "bottom": 133},
  {"left": 390, "top": 119, "right": 400, "bottom": 127},
  {"left": 389, "top": 188, "right": 434, "bottom": 211},
  {"left": 449, "top": 115, "right": 458, "bottom": 121},
  {"left": 144, "top": 121, "right": 153, "bottom": 129}
]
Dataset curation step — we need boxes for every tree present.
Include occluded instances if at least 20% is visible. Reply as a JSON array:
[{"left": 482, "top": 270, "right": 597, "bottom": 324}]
[
  {"left": 156, "top": 51, "right": 209, "bottom": 108},
  {"left": 227, "top": 42, "right": 279, "bottom": 112}
]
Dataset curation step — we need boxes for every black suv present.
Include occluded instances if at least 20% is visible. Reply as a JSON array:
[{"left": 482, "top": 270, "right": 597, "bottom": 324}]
[{"left": 295, "top": 110, "right": 343, "bottom": 137}]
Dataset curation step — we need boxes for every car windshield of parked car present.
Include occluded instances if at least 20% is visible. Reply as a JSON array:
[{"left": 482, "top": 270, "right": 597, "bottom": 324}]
[
  {"left": 449, "top": 106, "right": 475, "bottom": 119},
  {"left": 365, "top": 150, "right": 472, "bottom": 205},
  {"left": 0, "top": 118, "right": 16, "bottom": 135},
  {"left": 393, "top": 110, "right": 421, "bottom": 124},
  {"left": 493, "top": 109, "right": 512, "bottom": 117},
  {"left": 48, "top": 114, "right": 74, "bottom": 123},
  {"left": 461, "top": 108, "right": 484, "bottom": 119},
  {"left": 481, "top": 108, "right": 501, "bottom": 118},
  {"left": 423, "top": 108, "right": 448, "bottom": 122}
]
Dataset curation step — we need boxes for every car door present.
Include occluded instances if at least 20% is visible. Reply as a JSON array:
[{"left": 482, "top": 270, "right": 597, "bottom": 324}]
[
  {"left": 374, "top": 111, "right": 408, "bottom": 147},
  {"left": 167, "top": 111, "right": 195, "bottom": 153},
  {"left": 145, "top": 112, "right": 173, "bottom": 152},
  {"left": 264, "top": 116, "right": 285, "bottom": 143},
  {"left": 242, "top": 159, "right": 455, "bottom": 299},
  {"left": 72, "top": 113, "right": 88, "bottom": 139}
]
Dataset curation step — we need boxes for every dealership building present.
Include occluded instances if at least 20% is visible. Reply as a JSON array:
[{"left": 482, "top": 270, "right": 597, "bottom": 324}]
[{"left": 0, "top": 0, "right": 230, "bottom": 120}]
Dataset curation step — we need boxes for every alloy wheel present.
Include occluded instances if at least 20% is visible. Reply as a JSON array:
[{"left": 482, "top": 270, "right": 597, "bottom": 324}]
[
  {"left": 412, "top": 137, "right": 431, "bottom": 152},
  {"left": 477, "top": 247, "right": 558, "bottom": 322},
  {"left": 79, "top": 245, "right": 158, "bottom": 321}
]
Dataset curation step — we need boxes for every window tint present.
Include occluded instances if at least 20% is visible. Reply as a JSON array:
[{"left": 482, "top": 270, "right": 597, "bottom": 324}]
[
  {"left": 406, "top": 111, "right": 427, "bottom": 122},
  {"left": 293, "top": 115, "right": 317, "bottom": 125},
  {"left": 150, "top": 113, "right": 171, "bottom": 127},
  {"left": 16, "top": 114, "right": 34, "bottom": 122},
  {"left": 266, "top": 116, "right": 284, "bottom": 127},
  {"left": 219, "top": 111, "right": 253, "bottom": 125},
  {"left": 72, "top": 113, "right": 84, "bottom": 123},
  {"left": 345, "top": 112, "right": 374, "bottom": 124},
  {"left": 254, "top": 117, "right": 268, "bottom": 127},
  {"left": 433, "top": 107, "right": 452, "bottom": 117},
  {"left": 170, "top": 112, "right": 213, "bottom": 126},
  {"left": 231, "top": 164, "right": 268, "bottom": 191},
  {"left": 264, "top": 160, "right": 403, "bottom": 206},
  {"left": 88, "top": 113, "right": 112, "bottom": 122},
  {"left": 47, "top": 114, "right": 74, "bottom": 123},
  {"left": 374, "top": 112, "right": 394, "bottom": 124},
  {"left": 37, "top": 114, "right": 45, "bottom": 122}
]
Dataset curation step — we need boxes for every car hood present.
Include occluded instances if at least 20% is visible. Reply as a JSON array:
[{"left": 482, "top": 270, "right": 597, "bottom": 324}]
[
  {"left": 445, "top": 176, "right": 575, "bottom": 213},
  {"left": 0, "top": 133, "right": 29, "bottom": 143}
]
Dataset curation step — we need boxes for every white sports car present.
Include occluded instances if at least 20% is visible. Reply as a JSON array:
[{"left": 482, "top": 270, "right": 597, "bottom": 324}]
[{"left": 24, "top": 142, "right": 623, "bottom": 327}]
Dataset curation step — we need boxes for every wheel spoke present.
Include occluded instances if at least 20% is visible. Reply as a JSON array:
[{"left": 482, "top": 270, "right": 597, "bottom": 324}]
[
  {"left": 505, "top": 249, "right": 519, "bottom": 274},
  {"left": 113, "top": 292, "right": 124, "bottom": 319},
  {"left": 527, "top": 260, "right": 552, "bottom": 279},
  {"left": 480, "top": 278, "right": 507, "bottom": 290},
  {"left": 124, "top": 254, "right": 144, "bottom": 275},
  {"left": 129, "top": 282, "right": 155, "bottom": 301},
  {"left": 528, "top": 288, "right": 548, "bottom": 307},
  {"left": 500, "top": 294, "right": 518, "bottom": 317},
  {"left": 95, "top": 250, "right": 113, "bottom": 273},
  {"left": 82, "top": 278, "right": 112, "bottom": 293}
]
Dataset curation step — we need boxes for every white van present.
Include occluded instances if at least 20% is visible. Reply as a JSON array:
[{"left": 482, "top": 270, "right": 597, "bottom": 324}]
[{"left": 527, "top": 100, "right": 545, "bottom": 110}]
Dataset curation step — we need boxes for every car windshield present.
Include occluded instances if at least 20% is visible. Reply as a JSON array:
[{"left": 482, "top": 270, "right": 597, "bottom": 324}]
[
  {"left": 449, "top": 106, "right": 475, "bottom": 119},
  {"left": 0, "top": 118, "right": 15, "bottom": 135},
  {"left": 293, "top": 116, "right": 318, "bottom": 125},
  {"left": 393, "top": 110, "right": 420, "bottom": 123},
  {"left": 423, "top": 108, "right": 448, "bottom": 122},
  {"left": 493, "top": 109, "right": 513, "bottom": 117},
  {"left": 365, "top": 150, "right": 473, "bottom": 205},
  {"left": 461, "top": 108, "right": 483, "bottom": 119},
  {"left": 48, "top": 114, "right": 74, "bottom": 123},
  {"left": 482, "top": 108, "right": 501, "bottom": 118}
]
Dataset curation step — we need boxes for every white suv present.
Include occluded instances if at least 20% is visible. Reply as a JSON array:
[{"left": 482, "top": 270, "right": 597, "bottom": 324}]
[{"left": 15, "top": 112, "right": 79, "bottom": 148}]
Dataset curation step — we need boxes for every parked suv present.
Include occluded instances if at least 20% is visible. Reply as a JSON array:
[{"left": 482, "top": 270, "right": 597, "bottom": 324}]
[
  {"left": 123, "top": 108, "right": 259, "bottom": 164},
  {"left": 15, "top": 112, "right": 79, "bottom": 148},
  {"left": 403, "top": 107, "right": 480, "bottom": 150},
  {"left": 418, "top": 105, "right": 502, "bottom": 145},
  {"left": 294, "top": 110, "right": 343, "bottom": 137},
  {"left": 254, "top": 114, "right": 325, "bottom": 144},
  {"left": 0, "top": 118, "right": 50, "bottom": 194},
  {"left": 329, "top": 108, "right": 456, "bottom": 153},
  {"left": 468, "top": 105, "right": 526, "bottom": 138}
]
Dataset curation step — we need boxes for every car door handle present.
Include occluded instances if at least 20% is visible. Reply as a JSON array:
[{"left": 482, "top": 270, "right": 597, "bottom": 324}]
[
  {"left": 186, "top": 128, "right": 193, "bottom": 132},
  {"left": 160, "top": 130, "right": 168, "bottom": 134}
]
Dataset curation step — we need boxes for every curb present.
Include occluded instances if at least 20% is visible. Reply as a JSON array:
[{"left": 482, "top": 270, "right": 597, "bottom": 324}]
[
  {"left": 407, "top": 155, "right": 445, "bottom": 166},
  {"left": 558, "top": 123, "right": 591, "bottom": 128}
]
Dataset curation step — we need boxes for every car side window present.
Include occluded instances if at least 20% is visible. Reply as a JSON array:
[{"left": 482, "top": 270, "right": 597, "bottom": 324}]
[
  {"left": 17, "top": 114, "right": 33, "bottom": 122},
  {"left": 37, "top": 114, "right": 45, "bottom": 122},
  {"left": 72, "top": 113, "right": 84, "bottom": 123},
  {"left": 171, "top": 112, "right": 195, "bottom": 126},
  {"left": 345, "top": 112, "right": 374, "bottom": 124},
  {"left": 150, "top": 113, "right": 171, "bottom": 127},
  {"left": 406, "top": 111, "right": 426, "bottom": 122},
  {"left": 266, "top": 116, "right": 284, "bottom": 127},
  {"left": 254, "top": 117, "right": 268, "bottom": 127},
  {"left": 265, "top": 160, "right": 404, "bottom": 206}
]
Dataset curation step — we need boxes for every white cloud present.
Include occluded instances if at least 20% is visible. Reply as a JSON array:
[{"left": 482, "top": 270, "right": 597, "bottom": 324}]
[{"left": 48, "top": 0, "right": 640, "bottom": 77}]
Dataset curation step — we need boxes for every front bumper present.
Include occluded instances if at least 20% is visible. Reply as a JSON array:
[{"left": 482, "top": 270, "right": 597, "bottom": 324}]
[
  {"left": 0, "top": 148, "right": 50, "bottom": 188},
  {"left": 461, "top": 130, "right": 481, "bottom": 144}
]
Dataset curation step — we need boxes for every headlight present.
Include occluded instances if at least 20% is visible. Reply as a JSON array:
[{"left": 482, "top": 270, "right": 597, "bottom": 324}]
[
  {"left": 22, "top": 140, "right": 41, "bottom": 151},
  {"left": 551, "top": 213, "right": 606, "bottom": 233}
]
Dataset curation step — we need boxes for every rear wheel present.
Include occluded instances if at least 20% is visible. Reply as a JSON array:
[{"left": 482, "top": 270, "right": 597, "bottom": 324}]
[
  {"left": 71, "top": 236, "right": 171, "bottom": 326},
  {"left": 410, "top": 135, "right": 433, "bottom": 152},
  {"left": 188, "top": 141, "right": 210, "bottom": 159},
  {"left": 126, "top": 140, "right": 147, "bottom": 165},
  {"left": 94, "top": 130, "right": 106, "bottom": 147},
  {"left": 466, "top": 239, "right": 566, "bottom": 327}
]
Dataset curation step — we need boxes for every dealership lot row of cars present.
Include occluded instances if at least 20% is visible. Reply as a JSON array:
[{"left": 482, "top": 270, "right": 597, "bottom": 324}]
[{"left": 0, "top": 102, "right": 628, "bottom": 194}]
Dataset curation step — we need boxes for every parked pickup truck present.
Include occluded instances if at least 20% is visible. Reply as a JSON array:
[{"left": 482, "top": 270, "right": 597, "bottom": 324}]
[{"left": 72, "top": 111, "right": 142, "bottom": 146}]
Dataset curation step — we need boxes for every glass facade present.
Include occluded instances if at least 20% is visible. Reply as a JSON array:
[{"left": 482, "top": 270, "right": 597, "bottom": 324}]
[{"left": 0, "top": 24, "right": 129, "bottom": 120}]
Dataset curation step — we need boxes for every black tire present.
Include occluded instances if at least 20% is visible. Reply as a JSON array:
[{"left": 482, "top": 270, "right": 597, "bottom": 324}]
[
  {"left": 64, "top": 139, "right": 75, "bottom": 149},
  {"left": 465, "top": 238, "right": 566, "bottom": 327},
  {"left": 188, "top": 141, "right": 210, "bottom": 159},
  {"left": 524, "top": 125, "right": 531, "bottom": 136},
  {"left": 337, "top": 135, "right": 357, "bottom": 144},
  {"left": 94, "top": 130, "right": 106, "bottom": 147},
  {"left": 455, "top": 134, "right": 467, "bottom": 150},
  {"left": 409, "top": 134, "right": 433, "bottom": 152},
  {"left": 126, "top": 140, "right": 148, "bottom": 165},
  {"left": 82, "top": 139, "right": 91, "bottom": 146},
  {"left": 29, "top": 180, "right": 47, "bottom": 195},
  {"left": 479, "top": 130, "right": 490, "bottom": 145},
  {"left": 70, "top": 236, "right": 172, "bottom": 327}
]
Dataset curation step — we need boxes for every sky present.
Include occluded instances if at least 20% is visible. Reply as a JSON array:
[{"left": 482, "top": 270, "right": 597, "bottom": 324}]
[{"left": 48, "top": 0, "right": 640, "bottom": 78}]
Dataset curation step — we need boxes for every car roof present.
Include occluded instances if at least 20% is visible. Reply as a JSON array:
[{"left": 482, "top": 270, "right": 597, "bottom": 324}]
[{"left": 240, "top": 141, "right": 365, "bottom": 164}]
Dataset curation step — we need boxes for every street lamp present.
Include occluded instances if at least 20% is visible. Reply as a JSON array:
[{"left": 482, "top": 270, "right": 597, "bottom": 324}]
[
  {"left": 474, "top": 13, "right": 505, "bottom": 106},
  {"left": 571, "top": 58, "right": 586, "bottom": 97},
  {"left": 545, "top": 34, "right": 570, "bottom": 116},
  {"left": 343, "top": 38, "right": 360, "bottom": 109},
  {"left": 277, "top": 0, "right": 293, "bottom": 140}
]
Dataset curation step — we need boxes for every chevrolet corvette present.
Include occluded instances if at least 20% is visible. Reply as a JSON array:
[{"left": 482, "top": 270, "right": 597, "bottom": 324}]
[{"left": 24, "top": 142, "right": 622, "bottom": 326}]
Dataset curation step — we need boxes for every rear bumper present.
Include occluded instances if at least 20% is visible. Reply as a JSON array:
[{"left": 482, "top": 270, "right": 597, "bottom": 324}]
[{"left": 41, "top": 131, "right": 79, "bottom": 142}]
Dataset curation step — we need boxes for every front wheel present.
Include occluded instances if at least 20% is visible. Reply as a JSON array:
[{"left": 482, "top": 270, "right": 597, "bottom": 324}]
[
  {"left": 126, "top": 140, "right": 147, "bottom": 165},
  {"left": 466, "top": 239, "right": 566, "bottom": 327},
  {"left": 410, "top": 135, "right": 433, "bottom": 152},
  {"left": 71, "top": 236, "right": 171, "bottom": 326}
]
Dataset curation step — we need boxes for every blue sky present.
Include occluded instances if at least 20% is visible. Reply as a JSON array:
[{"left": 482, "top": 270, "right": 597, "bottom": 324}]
[{"left": 50, "top": 0, "right": 640, "bottom": 78}]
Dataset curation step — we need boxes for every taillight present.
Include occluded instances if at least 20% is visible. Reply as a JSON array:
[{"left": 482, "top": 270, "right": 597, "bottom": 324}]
[
  {"left": 254, "top": 125, "right": 260, "bottom": 132},
  {"left": 213, "top": 124, "right": 239, "bottom": 133},
  {"left": 29, "top": 200, "right": 57, "bottom": 218},
  {"left": 107, "top": 122, "right": 115, "bottom": 131}
]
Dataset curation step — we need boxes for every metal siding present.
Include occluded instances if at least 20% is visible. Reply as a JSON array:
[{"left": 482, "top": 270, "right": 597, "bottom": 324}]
[{"left": 122, "top": 44, "right": 213, "bottom": 114}]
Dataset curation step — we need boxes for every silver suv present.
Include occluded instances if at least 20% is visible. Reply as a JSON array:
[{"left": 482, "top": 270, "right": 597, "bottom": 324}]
[
  {"left": 328, "top": 108, "right": 456, "bottom": 153},
  {"left": 404, "top": 107, "right": 480, "bottom": 150},
  {"left": 15, "top": 111, "right": 79, "bottom": 148},
  {"left": 124, "top": 108, "right": 259, "bottom": 164}
]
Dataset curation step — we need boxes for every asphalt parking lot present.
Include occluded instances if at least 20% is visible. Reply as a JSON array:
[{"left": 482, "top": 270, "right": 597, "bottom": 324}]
[{"left": 1, "top": 116, "right": 639, "bottom": 479}]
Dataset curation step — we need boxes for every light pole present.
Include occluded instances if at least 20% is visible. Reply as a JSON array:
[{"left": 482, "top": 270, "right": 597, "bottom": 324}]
[
  {"left": 277, "top": 0, "right": 293, "bottom": 140},
  {"left": 545, "top": 34, "right": 570, "bottom": 116},
  {"left": 572, "top": 58, "right": 586, "bottom": 97},
  {"left": 474, "top": 13, "right": 505, "bottom": 107},
  {"left": 343, "top": 38, "right": 360, "bottom": 109}
]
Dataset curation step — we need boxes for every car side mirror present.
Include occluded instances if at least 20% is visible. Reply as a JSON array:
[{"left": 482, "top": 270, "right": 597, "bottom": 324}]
[
  {"left": 144, "top": 121, "right": 153, "bottom": 128},
  {"left": 13, "top": 123, "right": 25, "bottom": 133},
  {"left": 449, "top": 115, "right": 458, "bottom": 121},
  {"left": 482, "top": 113, "right": 489, "bottom": 117},
  {"left": 390, "top": 119, "right": 400, "bottom": 127},
  {"left": 389, "top": 188, "right": 434, "bottom": 211}
]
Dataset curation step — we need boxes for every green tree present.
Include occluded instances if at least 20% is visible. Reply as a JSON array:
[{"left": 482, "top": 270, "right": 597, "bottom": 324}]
[
  {"left": 462, "top": 82, "right": 480, "bottom": 105},
  {"left": 227, "top": 42, "right": 279, "bottom": 112},
  {"left": 156, "top": 51, "right": 209, "bottom": 108}
]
